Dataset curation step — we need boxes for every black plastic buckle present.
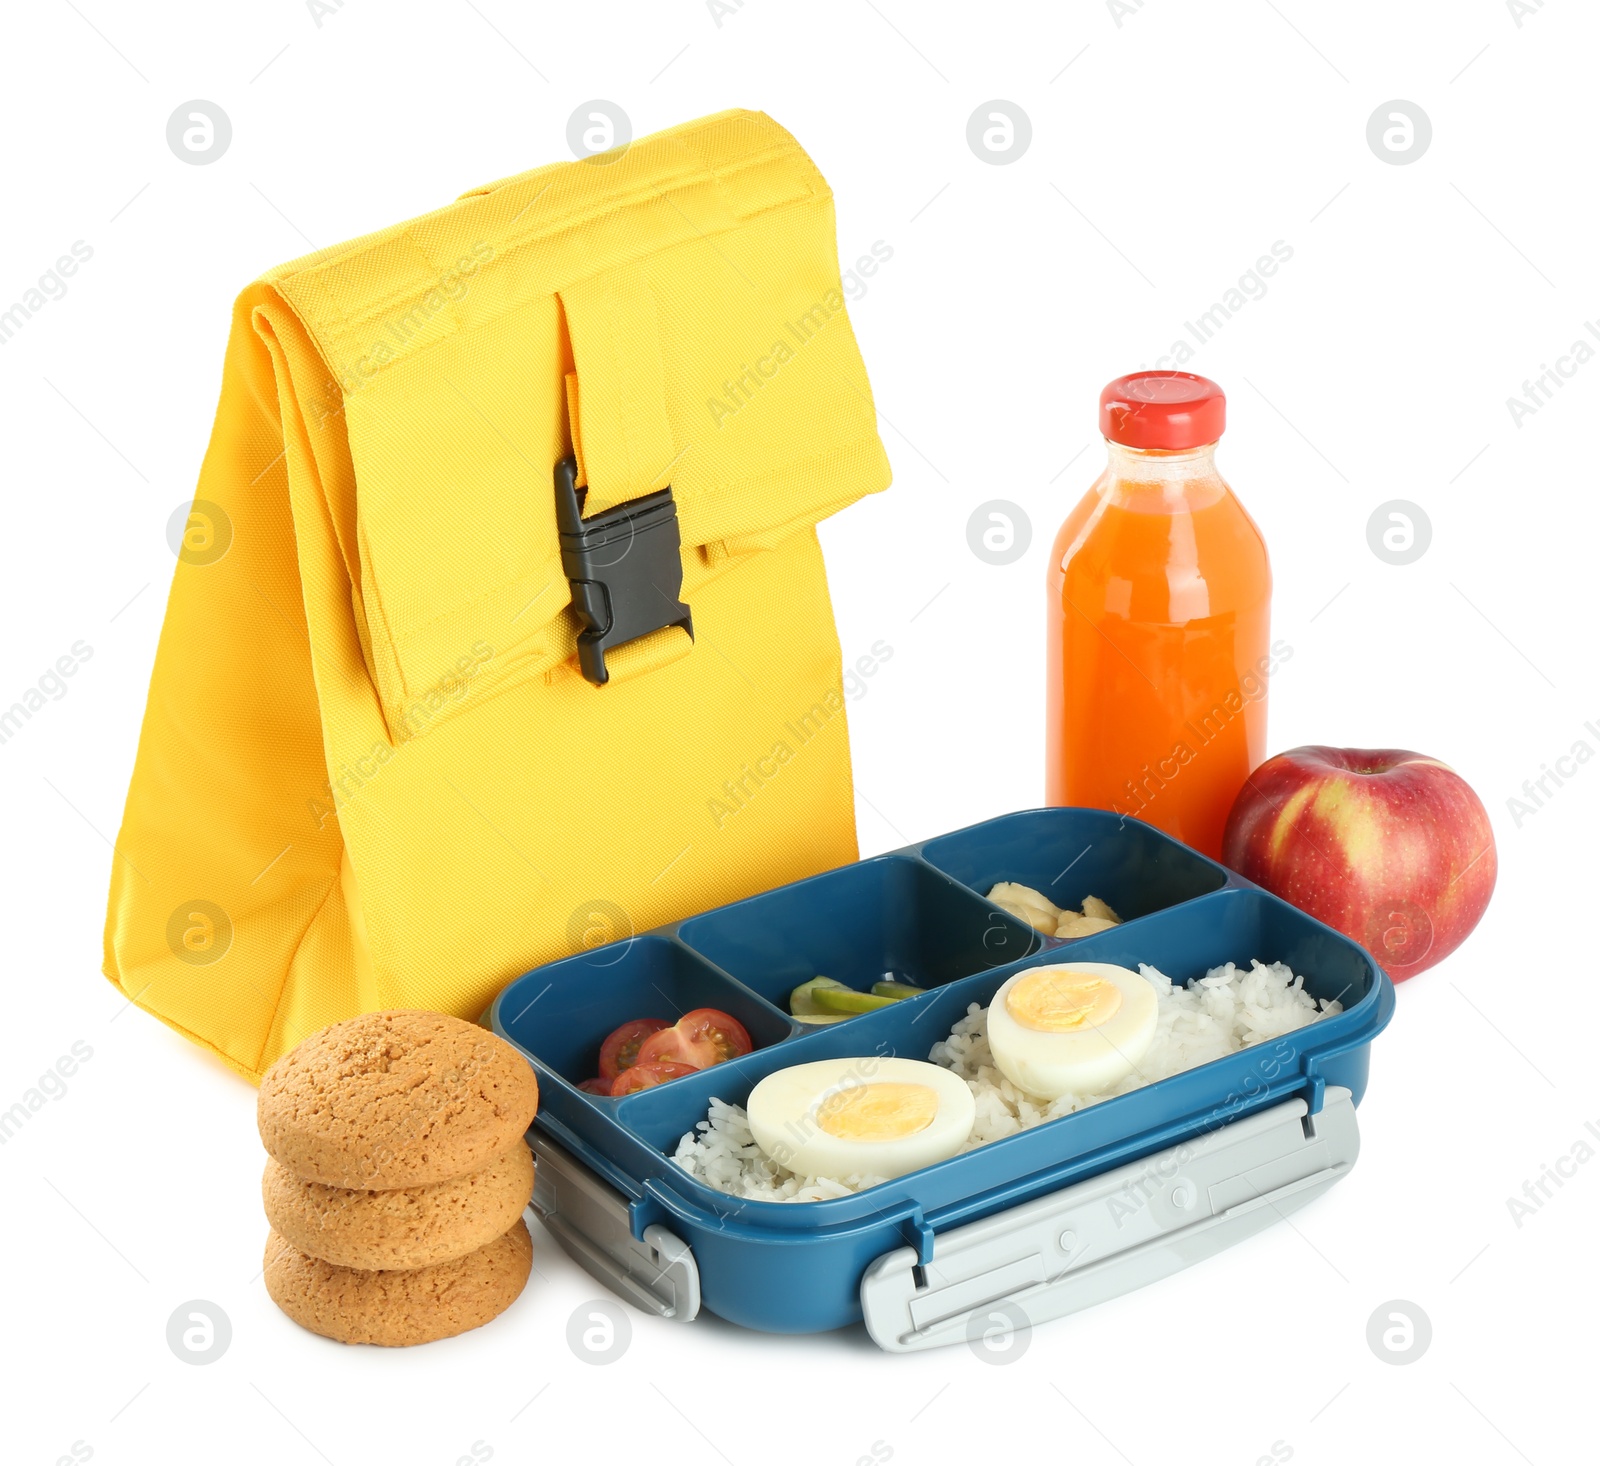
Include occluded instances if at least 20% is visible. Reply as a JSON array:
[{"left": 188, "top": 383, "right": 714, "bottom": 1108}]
[{"left": 554, "top": 455, "right": 693, "bottom": 687}]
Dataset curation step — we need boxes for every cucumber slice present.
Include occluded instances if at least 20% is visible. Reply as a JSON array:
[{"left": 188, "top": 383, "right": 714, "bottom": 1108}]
[
  {"left": 871, "top": 980, "right": 926, "bottom": 1000},
  {"left": 810, "top": 985, "right": 898, "bottom": 1014},
  {"left": 789, "top": 975, "right": 849, "bottom": 1016}
]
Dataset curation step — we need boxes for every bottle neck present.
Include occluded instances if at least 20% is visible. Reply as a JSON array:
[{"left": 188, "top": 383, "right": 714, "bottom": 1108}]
[{"left": 1103, "top": 439, "right": 1220, "bottom": 482}]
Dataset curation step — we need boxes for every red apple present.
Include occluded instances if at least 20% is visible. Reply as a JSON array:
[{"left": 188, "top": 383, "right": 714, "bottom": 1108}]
[{"left": 1221, "top": 746, "right": 1496, "bottom": 981}]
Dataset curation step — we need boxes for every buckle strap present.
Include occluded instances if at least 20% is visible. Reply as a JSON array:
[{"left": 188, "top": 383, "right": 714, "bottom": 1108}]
[{"left": 557, "top": 264, "right": 678, "bottom": 517}]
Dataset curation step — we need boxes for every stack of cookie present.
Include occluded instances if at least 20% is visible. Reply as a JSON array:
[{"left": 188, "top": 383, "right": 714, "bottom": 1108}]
[{"left": 257, "top": 1009, "right": 540, "bottom": 1346}]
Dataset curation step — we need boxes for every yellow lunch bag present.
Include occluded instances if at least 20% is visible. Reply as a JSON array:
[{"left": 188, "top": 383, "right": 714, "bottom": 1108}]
[{"left": 102, "top": 110, "right": 892, "bottom": 1082}]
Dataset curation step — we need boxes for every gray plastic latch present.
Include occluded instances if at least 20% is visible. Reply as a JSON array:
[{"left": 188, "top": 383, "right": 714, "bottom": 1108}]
[
  {"left": 528, "top": 1130, "right": 700, "bottom": 1322},
  {"left": 860, "top": 1086, "right": 1358, "bottom": 1352}
]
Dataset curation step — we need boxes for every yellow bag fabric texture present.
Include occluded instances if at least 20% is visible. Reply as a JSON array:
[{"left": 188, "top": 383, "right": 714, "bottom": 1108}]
[{"left": 103, "top": 110, "right": 892, "bottom": 1083}]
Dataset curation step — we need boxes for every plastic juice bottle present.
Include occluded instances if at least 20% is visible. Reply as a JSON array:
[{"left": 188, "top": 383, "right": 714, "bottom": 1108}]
[{"left": 1046, "top": 372, "right": 1272, "bottom": 858}]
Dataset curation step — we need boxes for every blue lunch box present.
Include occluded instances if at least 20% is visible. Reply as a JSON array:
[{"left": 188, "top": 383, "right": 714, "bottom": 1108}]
[{"left": 489, "top": 807, "right": 1395, "bottom": 1350}]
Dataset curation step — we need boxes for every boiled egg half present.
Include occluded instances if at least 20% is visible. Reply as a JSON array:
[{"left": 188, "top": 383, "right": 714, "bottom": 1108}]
[
  {"left": 746, "top": 1057, "right": 975, "bottom": 1182},
  {"left": 986, "top": 962, "right": 1158, "bottom": 1099}
]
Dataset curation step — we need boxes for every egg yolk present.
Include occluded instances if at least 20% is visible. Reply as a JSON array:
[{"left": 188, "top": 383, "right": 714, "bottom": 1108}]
[
  {"left": 815, "top": 1083, "right": 938, "bottom": 1141},
  {"left": 1006, "top": 969, "right": 1122, "bottom": 1032}
]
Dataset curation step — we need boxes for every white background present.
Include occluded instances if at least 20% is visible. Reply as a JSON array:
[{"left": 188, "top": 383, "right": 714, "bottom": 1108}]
[{"left": 2, "top": 2, "right": 1594, "bottom": 1463}]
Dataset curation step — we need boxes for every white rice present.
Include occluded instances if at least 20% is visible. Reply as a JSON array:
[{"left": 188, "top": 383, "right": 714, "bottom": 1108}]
[{"left": 670, "top": 959, "right": 1340, "bottom": 1202}]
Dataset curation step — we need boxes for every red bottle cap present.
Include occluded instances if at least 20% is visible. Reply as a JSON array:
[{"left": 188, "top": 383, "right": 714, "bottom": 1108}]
[{"left": 1099, "top": 371, "right": 1225, "bottom": 450}]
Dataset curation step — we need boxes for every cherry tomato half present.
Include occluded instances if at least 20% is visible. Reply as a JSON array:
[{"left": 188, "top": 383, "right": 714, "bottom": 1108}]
[
  {"left": 610, "top": 1060, "right": 699, "bottom": 1096},
  {"left": 635, "top": 1008, "right": 753, "bottom": 1071},
  {"left": 597, "top": 1017, "right": 669, "bottom": 1081},
  {"left": 577, "top": 1076, "right": 613, "bottom": 1096}
]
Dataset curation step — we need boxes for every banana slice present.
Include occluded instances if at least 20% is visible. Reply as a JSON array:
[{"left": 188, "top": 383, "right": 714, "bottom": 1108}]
[
  {"left": 985, "top": 881, "right": 1061, "bottom": 935},
  {"left": 987, "top": 882, "right": 1123, "bottom": 940},
  {"left": 1080, "top": 894, "right": 1121, "bottom": 924},
  {"left": 1055, "top": 914, "right": 1119, "bottom": 939}
]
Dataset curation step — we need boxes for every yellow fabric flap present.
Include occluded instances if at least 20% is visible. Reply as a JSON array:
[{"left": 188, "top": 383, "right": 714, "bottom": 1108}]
[{"left": 264, "top": 109, "right": 890, "bottom": 739}]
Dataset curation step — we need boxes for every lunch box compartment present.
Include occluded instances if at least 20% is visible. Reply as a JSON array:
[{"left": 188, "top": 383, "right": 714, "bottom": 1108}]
[
  {"left": 616, "top": 886, "right": 1378, "bottom": 1172},
  {"left": 501, "top": 935, "right": 790, "bottom": 1086},
  {"left": 491, "top": 809, "right": 1395, "bottom": 1341},
  {"left": 922, "top": 806, "right": 1227, "bottom": 923},
  {"left": 677, "top": 854, "right": 1038, "bottom": 1007}
]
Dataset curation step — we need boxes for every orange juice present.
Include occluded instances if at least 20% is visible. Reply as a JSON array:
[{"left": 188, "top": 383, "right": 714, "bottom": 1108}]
[{"left": 1046, "top": 373, "right": 1273, "bottom": 858}]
